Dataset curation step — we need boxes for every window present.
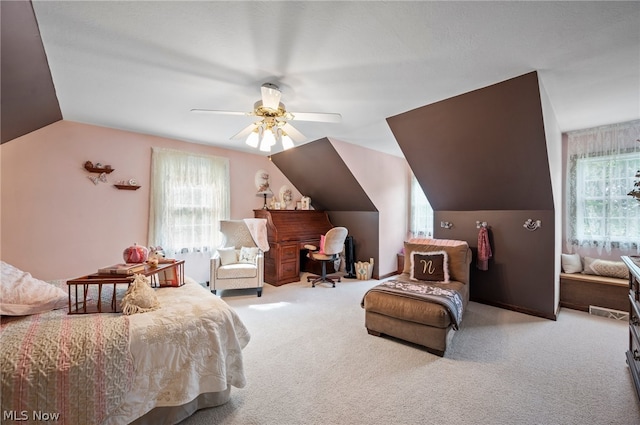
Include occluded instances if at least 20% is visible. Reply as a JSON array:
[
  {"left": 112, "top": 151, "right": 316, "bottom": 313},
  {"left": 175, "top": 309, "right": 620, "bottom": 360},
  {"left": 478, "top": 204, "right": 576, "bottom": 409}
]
[
  {"left": 148, "top": 147, "right": 230, "bottom": 255},
  {"left": 410, "top": 173, "right": 434, "bottom": 238},
  {"left": 566, "top": 121, "right": 640, "bottom": 253}
]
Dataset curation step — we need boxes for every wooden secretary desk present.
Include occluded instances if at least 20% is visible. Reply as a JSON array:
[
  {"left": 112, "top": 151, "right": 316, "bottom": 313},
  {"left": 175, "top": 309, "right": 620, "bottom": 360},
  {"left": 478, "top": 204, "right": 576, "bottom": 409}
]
[{"left": 254, "top": 209, "right": 333, "bottom": 286}]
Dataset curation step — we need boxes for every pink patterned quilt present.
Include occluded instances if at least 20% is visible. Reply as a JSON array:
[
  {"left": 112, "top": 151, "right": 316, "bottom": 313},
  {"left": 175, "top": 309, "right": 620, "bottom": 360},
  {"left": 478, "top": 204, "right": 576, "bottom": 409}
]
[{"left": 0, "top": 309, "right": 133, "bottom": 425}]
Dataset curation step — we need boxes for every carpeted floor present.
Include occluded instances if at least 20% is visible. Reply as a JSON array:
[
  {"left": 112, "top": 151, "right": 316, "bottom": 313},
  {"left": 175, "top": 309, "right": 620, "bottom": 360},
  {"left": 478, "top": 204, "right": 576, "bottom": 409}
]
[{"left": 181, "top": 275, "right": 640, "bottom": 425}]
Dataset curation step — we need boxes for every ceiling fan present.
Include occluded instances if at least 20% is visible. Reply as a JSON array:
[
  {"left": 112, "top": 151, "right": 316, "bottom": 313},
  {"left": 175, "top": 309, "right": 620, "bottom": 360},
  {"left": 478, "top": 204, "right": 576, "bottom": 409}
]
[{"left": 191, "top": 83, "right": 342, "bottom": 151}]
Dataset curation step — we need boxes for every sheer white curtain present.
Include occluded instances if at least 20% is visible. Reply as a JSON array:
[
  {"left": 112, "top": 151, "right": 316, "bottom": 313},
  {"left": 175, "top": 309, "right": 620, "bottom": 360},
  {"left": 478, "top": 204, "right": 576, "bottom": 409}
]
[
  {"left": 410, "top": 173, "right": 434, "bottom": 238},
  {"left": 566, "top": 120, "right": 640, "bottom": 254},
  {"left": 148, "top": 147, "right": 230, "bottom": 257}
]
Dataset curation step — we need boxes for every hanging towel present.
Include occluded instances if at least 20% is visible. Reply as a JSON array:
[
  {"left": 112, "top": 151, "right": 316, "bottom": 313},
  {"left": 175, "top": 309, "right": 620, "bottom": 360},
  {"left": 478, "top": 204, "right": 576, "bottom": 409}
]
[{"left": 477, "top": 226, "right": 492, "bottom": 271}]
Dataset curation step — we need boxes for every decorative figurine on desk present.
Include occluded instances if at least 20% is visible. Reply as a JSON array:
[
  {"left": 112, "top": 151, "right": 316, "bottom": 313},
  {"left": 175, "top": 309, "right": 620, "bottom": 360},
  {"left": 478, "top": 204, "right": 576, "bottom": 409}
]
[{"left": 255, "top": 169, "right": 274, "bottom": 209}]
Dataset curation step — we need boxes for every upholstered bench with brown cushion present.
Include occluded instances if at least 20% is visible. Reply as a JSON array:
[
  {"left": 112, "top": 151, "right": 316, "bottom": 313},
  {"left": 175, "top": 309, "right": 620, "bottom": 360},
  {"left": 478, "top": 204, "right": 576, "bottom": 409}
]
[{"left": 362, "top": 239, "right": 472, "bottom": 356}]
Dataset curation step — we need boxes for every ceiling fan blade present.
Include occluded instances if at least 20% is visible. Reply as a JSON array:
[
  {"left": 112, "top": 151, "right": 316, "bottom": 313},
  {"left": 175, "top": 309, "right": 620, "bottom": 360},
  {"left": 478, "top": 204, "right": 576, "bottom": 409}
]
[
  {"left": 231, "top": 123, "right": 259, "bottom": 140},
  {"left": 281, "top": 123, "right": 306, "bottom": 142},
  {"left": 288, "top": 111, "right": 342, "bottom": 123},
  {"left": 191, "top": 109, "right": 254, "bottom": 117},
  {"left": 261, "top": 83, "right": 282, "bottom": 110}
]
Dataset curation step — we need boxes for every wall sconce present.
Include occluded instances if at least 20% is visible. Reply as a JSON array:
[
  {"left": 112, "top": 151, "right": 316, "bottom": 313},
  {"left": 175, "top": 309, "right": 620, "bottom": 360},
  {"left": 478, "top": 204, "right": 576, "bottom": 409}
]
[
  {"left": 523, "top": 219, "right": 541, "bottom": 231},
  {"left": 440, "top": 221, "right": 453, "bottom": 229}
]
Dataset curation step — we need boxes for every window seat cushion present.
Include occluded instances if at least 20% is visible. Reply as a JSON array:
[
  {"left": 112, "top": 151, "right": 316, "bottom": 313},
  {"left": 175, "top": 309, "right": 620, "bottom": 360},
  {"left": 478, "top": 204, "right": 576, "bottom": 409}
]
[{"left": 216, "top": 264, "right": 258, "bottom": 279}]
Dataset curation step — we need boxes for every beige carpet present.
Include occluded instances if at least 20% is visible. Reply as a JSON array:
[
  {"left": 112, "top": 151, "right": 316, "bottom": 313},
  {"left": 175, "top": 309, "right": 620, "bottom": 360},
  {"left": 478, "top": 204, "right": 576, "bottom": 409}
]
[{"left": 181, "top": 275, "right": 640, "bottom": 425}]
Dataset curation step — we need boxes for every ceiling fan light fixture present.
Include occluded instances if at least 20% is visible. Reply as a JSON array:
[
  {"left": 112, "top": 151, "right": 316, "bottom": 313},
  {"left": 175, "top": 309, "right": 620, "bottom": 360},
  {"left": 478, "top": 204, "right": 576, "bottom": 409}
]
[
  {"left": 259, "top": 129, "right": 276, "bottom": 152},
  {"left": 245, "top": 130, "right": 260, "bottom": 148},
  {"left": 281, "top": 134, "right": 294, "bottom": 150}
]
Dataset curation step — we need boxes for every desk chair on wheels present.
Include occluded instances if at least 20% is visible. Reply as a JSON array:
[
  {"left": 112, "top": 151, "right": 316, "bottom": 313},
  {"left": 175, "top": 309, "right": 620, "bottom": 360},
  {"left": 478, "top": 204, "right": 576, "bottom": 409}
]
[{"left": 306, "top": 227, "right": 348, "bottom": 287}]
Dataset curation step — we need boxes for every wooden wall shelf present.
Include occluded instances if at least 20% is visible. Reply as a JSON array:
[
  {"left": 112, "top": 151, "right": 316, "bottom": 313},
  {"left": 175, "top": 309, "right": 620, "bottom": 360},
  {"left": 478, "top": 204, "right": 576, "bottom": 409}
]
[
  {"left": 114, "top": 184, "right": 141, "bottom": 190},
  {"left": 84, "top": 163, "right": 114, "bottom": 174}
]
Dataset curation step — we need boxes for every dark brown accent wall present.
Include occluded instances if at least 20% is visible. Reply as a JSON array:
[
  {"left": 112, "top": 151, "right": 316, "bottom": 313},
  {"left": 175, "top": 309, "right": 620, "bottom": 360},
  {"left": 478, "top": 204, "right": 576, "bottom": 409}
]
[
  {"left": 434, "top": 210, "right": 556, "bottom": 319},
  {"left": 387, "top": 72, "right": 553, "bottom": 212},
  {"left": 328, "top": 211, "right": 380, "bottom": 279},
  {"left": 271, "top": 139, "right": 377, "bottom": 212},
  {"left": 271, "top": 138, "right": 380, "bottom": 277},
  {"left": 388, "top": 72, "right": 557, "bottom": 319},
  {"left": 1, "top": 0, "right": 62, "bottom": 144}
]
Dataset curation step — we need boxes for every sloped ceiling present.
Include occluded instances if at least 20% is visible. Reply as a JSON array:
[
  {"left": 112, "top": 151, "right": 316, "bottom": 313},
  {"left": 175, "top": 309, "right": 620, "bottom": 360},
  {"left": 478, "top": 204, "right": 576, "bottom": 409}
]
[
  {"left": 2, "top": 1, "right": 639, "bottom": 154},
  {"left": 270, "top": 138, "right": 377, "bottom": 212},
  {"left": 388, "top": 72, "right": 553, "bottom": 212},
  {"left": 1, "top": 0, "right": 61, "bottom": 144}
]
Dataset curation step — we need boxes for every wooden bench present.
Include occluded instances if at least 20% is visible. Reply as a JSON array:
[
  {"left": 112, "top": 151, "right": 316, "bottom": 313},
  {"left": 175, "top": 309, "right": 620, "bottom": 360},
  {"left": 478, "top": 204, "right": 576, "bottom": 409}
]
[{"left": 559, "top": 272, "right": 629, "bottom": 313}]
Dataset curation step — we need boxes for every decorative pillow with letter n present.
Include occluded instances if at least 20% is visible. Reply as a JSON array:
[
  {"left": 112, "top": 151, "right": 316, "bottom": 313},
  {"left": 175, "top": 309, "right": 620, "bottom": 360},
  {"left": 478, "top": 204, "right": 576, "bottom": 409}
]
[{"left": 410, "top": 251, "right": 450, "bottom": 283}]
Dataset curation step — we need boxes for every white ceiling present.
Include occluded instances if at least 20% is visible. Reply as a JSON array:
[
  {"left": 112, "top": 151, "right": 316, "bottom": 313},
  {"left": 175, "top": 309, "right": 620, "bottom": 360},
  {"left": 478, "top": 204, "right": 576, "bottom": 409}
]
[{"left": 32, "top": 1, "right": 640, "bottom": 157}]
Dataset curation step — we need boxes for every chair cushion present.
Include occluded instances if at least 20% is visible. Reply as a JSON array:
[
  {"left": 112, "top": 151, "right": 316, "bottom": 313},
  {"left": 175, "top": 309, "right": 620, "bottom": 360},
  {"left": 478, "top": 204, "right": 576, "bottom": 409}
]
[
  {"left": 309, "top": 252, "right": 337, "bottom": 261},
  {"left": 239, "top": 246, "right": 259, "bottom": 264},
  {"left": 217, "top": 247, "right": 238, "bottom": 266},
  {"left": 363, "top": 279, "right": 469, "bottom": 329},
  {"left": 216, "top": 263, "right": 258, "bottom": 279}
]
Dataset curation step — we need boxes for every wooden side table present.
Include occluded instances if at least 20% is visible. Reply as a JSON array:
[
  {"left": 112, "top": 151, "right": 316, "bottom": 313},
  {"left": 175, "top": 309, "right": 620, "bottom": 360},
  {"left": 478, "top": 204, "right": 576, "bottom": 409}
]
[{"left": 67, "top": 260, "right": 185, "bottom": 314}]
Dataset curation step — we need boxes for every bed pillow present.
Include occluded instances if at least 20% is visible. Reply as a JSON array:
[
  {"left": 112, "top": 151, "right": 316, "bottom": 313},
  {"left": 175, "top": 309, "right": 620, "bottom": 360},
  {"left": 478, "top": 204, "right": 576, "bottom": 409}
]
[
  {"left": 410, "top": 251, "right": 449, "bottom": 283},
  {"left": 239, "top": 247, "right": 259, "bottom": 264},
  {"left": 561, "top": 253, "right": 582, "bottom": 274},
  {"left": 584, "top": 258, "right": 629, "bottom": 279},
  {"left": 217, "top": 247, "right": 238, "bottom": 266},
  {"left": 0, "top": 261, "right": 68, "bottom": 316}
]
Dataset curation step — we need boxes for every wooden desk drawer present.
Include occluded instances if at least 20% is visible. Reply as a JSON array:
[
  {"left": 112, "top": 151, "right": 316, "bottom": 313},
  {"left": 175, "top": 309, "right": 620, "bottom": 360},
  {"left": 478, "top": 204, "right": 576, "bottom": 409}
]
[
  {"left": 281, "top": 261, "right": 299, "bottom": 280},
  {"left": 281, "top": 244, "right": 299, "bottom": 261}
]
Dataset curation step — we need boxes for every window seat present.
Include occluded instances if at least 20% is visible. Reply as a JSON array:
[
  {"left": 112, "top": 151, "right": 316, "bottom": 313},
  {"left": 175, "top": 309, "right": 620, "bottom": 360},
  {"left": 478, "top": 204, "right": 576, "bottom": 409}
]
[{"left": 560, "top": 272, "right": 629, "bottom": 313}]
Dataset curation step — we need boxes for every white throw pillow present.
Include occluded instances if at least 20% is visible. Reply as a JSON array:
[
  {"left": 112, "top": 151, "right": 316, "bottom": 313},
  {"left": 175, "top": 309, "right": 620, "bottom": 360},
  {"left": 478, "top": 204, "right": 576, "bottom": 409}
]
[
  {"left": 217, "top": 247, "right": 238, "bottom": 266},
  {"left": 561, "top": 253, "right": 582, "bottom": 274},
  {"left": 239, "top": 247, "right": 259, "bottom": 264},
  {"left": 0, "top": 261, "right": 68, "bottom": 316}
]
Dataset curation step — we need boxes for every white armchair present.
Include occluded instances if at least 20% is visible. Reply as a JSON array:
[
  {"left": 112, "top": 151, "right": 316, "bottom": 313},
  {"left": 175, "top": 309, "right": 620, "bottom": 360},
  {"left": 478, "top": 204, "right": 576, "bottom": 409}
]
[{"left": 211, "top": 219, "right": 266, "bottom": 297}]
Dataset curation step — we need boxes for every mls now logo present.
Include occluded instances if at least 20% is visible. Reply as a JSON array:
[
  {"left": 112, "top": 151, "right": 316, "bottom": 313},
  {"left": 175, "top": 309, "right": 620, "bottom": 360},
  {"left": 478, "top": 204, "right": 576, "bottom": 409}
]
[{"left": 3, "top": 410, "right": 61, "bottom": 421}]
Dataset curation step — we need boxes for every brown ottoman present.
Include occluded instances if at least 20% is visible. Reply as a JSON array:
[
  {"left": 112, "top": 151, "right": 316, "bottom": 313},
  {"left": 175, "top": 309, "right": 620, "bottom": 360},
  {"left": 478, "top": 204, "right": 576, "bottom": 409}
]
[{"left": 362, "top": 240, "right": 472, "bottom": 356}]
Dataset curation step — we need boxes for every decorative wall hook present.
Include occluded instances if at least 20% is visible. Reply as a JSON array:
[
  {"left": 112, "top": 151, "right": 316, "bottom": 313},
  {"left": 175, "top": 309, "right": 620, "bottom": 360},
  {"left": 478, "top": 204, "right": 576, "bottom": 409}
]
[
  {"left": 476, "top": 221, "right": 488, "bottom": 228},
  {"left": 523, "top": 219, "right": 542, "bottom": 231},
  {"left": 440, "top": 221, "right": 453, "bottom": 229}
]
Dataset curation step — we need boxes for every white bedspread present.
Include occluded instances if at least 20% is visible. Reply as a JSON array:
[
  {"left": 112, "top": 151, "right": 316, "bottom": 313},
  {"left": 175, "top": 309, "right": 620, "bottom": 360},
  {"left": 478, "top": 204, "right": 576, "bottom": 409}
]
[{"left": 103, "top": 279, "right": 250, "bottom": 424}]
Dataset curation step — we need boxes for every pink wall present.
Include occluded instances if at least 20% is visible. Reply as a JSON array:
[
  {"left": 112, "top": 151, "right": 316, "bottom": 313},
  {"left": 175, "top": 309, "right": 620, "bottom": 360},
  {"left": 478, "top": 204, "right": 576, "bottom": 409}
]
[
  {"left": 330, "top": 139, "right": 409, "bottom": 277},
  {"left": 0, "top": 121, "right": 301, "bottom": 280}
]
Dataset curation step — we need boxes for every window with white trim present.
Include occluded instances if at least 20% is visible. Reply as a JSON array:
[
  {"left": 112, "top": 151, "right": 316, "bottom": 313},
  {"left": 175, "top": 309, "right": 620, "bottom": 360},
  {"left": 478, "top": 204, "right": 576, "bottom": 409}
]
[
  {"left": 574, "top": 152, "right": 639, "bottom": 243},
  {"left": 148, "top": 147, "right": 230, "bottom": 256},
  {"left": 566, "top": 121, "right": 640, "bottom": 253}
]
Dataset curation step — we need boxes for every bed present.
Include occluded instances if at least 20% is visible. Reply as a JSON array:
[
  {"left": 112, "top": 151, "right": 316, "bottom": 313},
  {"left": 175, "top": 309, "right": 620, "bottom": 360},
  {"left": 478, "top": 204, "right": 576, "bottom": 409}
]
[{"left": 0, "top": 261, "right": 250, "bottom": 425}]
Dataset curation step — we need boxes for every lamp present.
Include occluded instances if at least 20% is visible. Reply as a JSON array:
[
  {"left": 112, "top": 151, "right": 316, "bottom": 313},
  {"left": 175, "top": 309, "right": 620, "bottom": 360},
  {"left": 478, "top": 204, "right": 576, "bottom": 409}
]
[
  {"left": 256, "top": 187, "right": 274, "bottom": 209},
  {"left": 246, "top": 120, "right": 295, "bottom": 153}
]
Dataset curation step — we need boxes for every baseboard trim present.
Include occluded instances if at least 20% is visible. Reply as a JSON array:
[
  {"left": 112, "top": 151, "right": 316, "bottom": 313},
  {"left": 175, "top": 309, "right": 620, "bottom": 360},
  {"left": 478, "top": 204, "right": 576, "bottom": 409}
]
[{"left": 471, "top": 297, "right": 557, "bottom": 321}]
